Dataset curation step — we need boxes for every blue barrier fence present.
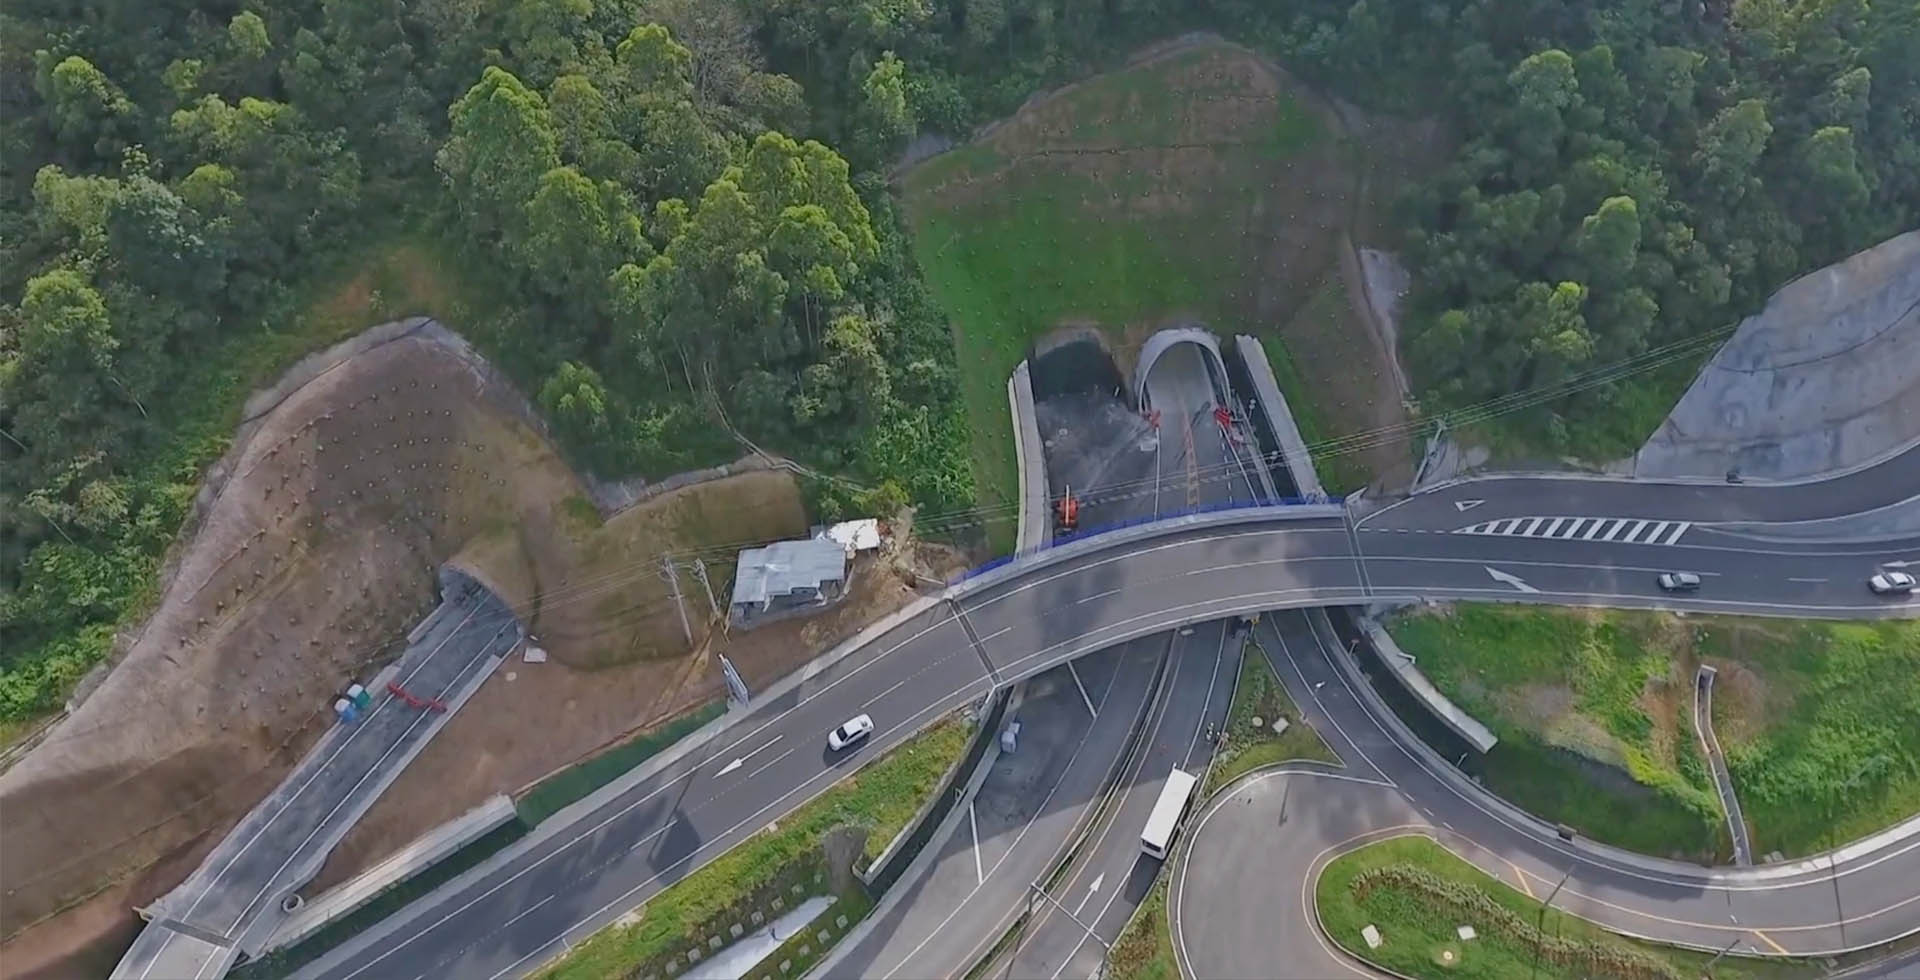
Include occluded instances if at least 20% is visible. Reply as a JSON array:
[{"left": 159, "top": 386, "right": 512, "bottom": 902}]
[{"left": 951, "top": 496, "right": 1344, "bottom": 585}]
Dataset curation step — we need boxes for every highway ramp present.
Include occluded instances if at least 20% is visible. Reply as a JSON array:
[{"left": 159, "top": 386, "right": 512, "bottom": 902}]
[{"left": 114, "top": 573, "right": 520, "bottom": 980}]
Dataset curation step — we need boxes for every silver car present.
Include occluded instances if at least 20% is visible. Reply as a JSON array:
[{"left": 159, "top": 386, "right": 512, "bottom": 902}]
[{"left": 1868, "top": 571, "right": 1916, "bottom": 595}]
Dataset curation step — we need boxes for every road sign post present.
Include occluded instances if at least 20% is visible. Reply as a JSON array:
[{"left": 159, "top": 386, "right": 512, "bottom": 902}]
[{"left": 719, "top": 652, "right": 750, "bottom": 707}]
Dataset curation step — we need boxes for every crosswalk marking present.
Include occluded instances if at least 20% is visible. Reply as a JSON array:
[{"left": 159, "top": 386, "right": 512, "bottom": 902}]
[{"left": 1452, "top": 517, "right": 1694, "bottom": 546}]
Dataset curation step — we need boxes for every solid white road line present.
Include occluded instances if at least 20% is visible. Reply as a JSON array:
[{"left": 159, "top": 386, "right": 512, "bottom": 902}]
[
  {"left": 1067, "top": 660, "right": 1098, "bottom": 718},
  {"left": 970, "top": 803, "right": 984, "bottom": 885},
  {"left": 741, "top": 747, "right": 796, "bottom": 783}
]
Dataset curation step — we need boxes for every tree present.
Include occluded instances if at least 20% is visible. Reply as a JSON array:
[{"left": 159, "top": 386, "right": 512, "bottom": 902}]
[
  {"left": 227, "top": 12, "right": 272, "bottom": 62},
  {"left": 34, "top": 54, "right": 134, "bottom": 159},
  {"left": 1574, "top": 195, "right": 1641, "bottom": 287},
  {"left": 438, "top": 67, "right": 560, "bottom": 242},
  {"left": 538, "top": 361, "right": 613, "bottom": 444},
  {"left": 107, "top": 175, "right": 227, "bottom": 303},
  {"left": 7, "top": 270, "right": 123, "bottom": 476},
  {"left": 1694, "top": 98, "right": 1773, "bottom": 204},
  {"left": 548, "top": 74, "right": 613, "bottom": 160},
  {"left": 517, "top": 166, "right": 648, "bottom": 331},
  {"left": 855, "top": 52, "right": 915, "bottom": 164}
]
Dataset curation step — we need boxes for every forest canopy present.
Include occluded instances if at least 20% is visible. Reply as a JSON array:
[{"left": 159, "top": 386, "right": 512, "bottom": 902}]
[{"left": 3, "top": 0, "right": 1916, "bottom": 720}]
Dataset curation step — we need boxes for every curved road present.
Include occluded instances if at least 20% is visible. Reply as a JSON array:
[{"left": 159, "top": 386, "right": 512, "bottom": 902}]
[
  {"left": 1173, "top": 608, "right": 1920, "bottom": 978},
  {"left": 295, "top": 463, "right": 1920, "bottom": 980}
]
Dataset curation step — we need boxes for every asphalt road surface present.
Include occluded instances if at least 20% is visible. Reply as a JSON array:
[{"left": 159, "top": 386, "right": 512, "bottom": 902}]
[
  {"left": 1174, "top": 609, "right": 1920, "bottom": 976},
  {"left": 988, "top": 619, "right": 1238, "bottom": 980},
  {"left": 292, "top": 449, "right": 1920, "bottom": 980},
  {"left": 119, "top": 583, "right": 520, "bottom": 980},
  {"left": 1363, "top": 441, "right": 1920, "bottom": 532},
  {"left": 827, "top": 640, "right": 1162, "bottom": 978}
]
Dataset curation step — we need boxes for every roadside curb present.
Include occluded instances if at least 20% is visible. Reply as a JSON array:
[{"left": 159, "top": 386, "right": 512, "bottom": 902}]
[
  {"left": 291, "top": 592, "right": 955, "bottom": 978},
  {"left": 811, "top": 684, "right": 1026, "bottom": 979},
  {"left": 1318, "top": 607, "right": 1920, "bottom": 884},
  {"left": 967, "top": 641, "right": 1176, "bottom": 978}
]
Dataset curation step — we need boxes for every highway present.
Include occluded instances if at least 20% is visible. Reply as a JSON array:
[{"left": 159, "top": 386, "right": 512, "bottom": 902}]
[
  {"left": 291, "top": 501, "right": 1920, "bottom": 980},
  {"left": 274, "top": 411, "right": 1920, "bottom": 980}
]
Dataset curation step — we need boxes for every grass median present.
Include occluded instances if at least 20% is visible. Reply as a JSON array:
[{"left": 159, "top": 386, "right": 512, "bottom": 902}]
[
  {"left": 534, "top": 715, "right": 972, "bottom": 980},
  {"left": 1110, "top": 638, "right": 1340, "bottom": 980},
  {"left": 515, "top": 701, "right": 726, "bottom": 826},
  {"left": 1315, "top": 835, "right": 1813, "bottom": 980},
  {"left": 1205, "top": 638, "right": 1339, "bottom": 796},
  {"left": 1388, "top": 606, "right": 1920, "bottom": 862}
]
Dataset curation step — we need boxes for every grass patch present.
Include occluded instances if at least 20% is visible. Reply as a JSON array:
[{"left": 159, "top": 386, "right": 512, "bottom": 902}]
[
  {"left": 901, "top": 43, "right": 1363, "bottom": 552},
  {"left": 1316, "top": 836, "right": 1814, "bottom": 980},
  {"left": 534, "top": 716, "right": 972, "bottom": 980},
  {"left": 1206, "top": 640, "right": 1339, "bottom": 796},
  {"left": 741, "top": 887, "right": 876, "bottom": 980},
  {"left": 516, "top": 702, "right": 726, "bottom": 827},
  {"left": 1258, "top": 310, "right": 1372, "bottom": 495},
  {"left": 1106, "top": 875, "right": 1179, "bottom": 980},
  {"left": 230, "top": 819, "right": 528, "bottom": 980},
  {"left": 1388, "top": 606, "right": 1920, "bottom": 861}
]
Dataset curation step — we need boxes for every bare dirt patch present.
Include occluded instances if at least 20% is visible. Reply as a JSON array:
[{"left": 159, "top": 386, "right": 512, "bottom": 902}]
[{"left": 0, "top": 319, "right": 951, "bottom": 977}]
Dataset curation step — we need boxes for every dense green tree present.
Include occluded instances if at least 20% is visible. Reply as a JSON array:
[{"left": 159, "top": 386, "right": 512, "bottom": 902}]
[
  {"left": 439, "top": 67, "right": 561, "bottom": 241},
  {"left": 1574, "top": 195, "right": 1642, "bottom": 288}
]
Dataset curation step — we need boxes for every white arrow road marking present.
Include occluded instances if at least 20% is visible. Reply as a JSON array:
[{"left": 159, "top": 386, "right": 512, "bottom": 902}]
[
  {"left": 715, "top": 734, "right": 785, "bottom": 777},
  {"left": 1884, "top": 560, "right": 1916, "bottom": 568},
  {"left": 1075, "top": 873, "right": 1105, "bottom": 915},
  {"left": 1484, "top": 566, "right": 1541, "bottom": 594},
  {"left": 1454, "top": 499, "right": 1485, "bottom": 512}
]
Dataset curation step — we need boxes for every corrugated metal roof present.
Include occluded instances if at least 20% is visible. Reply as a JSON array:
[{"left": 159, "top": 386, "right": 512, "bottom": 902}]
[{"left": 730, "top": 538, "right": 848, "bottom": 607}]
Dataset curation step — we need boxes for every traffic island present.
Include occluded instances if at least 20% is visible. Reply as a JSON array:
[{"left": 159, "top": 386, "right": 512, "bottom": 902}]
[{"left": 1313, "top": 836, "right": 1811, "bottom": 980}]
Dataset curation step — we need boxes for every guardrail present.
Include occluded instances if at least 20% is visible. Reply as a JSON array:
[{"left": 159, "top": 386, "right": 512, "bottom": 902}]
[{"left": 952, "top": 497, "right": 1345, "bottom": 584}]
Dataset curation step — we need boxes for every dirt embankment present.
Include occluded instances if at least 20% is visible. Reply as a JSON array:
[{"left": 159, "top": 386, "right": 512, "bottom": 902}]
[{"left": 0, "top": 319, "right": 960, "bottom": 979}]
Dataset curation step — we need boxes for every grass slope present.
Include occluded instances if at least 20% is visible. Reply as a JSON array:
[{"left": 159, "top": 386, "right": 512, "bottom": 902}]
[
  {"left": 1316, "top": 836, "right": 1813, "bottom": 980},
  {"left": 1389, "top": 606, "right": 1920, "bottom": 861},
  {"left": 902, "top": 43, "right": 1393, "bottom": 541}
]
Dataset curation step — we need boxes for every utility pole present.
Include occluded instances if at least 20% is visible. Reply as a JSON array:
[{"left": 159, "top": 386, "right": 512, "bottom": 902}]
[
  {"left": 1531, "top": 867, "right": 1572, "bottom": 980},
  {"left": 1703, "top": 934, "right": 1741, "bottom": 976},
  {"left": 691, "top": 557, "right": 722, "bottom": 623},
  {"left": 661, "top": 557, "right": 693, "bottom": 647}
]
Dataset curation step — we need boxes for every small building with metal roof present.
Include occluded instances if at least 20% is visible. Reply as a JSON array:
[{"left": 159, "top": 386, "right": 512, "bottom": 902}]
[{"left": 728, "top": 537, "right": 850, "bottom": 629}]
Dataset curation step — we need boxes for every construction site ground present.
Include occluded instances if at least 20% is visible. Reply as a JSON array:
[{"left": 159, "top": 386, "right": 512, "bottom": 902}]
[{"left": 0, "top": 321, "right": 963, "bottom": 980}]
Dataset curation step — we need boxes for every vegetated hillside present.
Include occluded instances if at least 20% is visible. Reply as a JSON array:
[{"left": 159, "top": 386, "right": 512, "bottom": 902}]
[
  {"left": 5, "top": 0, "right": 1913, "bottom": 742},
  {"left": 1389, "top": 606, "right": 1920, "bottom": 862},
  {"left": 902, "top": 40, "right": 1431, "bottom": 522}
]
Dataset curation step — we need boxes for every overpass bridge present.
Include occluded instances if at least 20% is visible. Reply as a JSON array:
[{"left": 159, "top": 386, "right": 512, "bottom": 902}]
[{"left": 294, "top": 493, "right": 1920, "bottom": 980}]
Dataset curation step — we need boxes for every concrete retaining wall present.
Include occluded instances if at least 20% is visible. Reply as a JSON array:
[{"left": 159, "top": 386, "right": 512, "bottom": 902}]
[
  {"left": 1358, "top": 617, "right": 1497, "bottom": 754},
  {"left": 260, "top": 795, "right": 518, "bottom": 953},
  {"left": 1008, "top": 362, "right": 1050, "bottom": 553},
  {"left": 1234, "top": 335, "right": 1327, "bottom": 501}
]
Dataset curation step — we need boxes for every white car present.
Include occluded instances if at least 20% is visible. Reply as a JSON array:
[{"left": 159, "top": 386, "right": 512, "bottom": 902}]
[
  {"left": 827, "top": 714, "right": 875, "bottom": 751},
  {"left": 1868, "top": 571, "right": 1916, "bottom": 595}
]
